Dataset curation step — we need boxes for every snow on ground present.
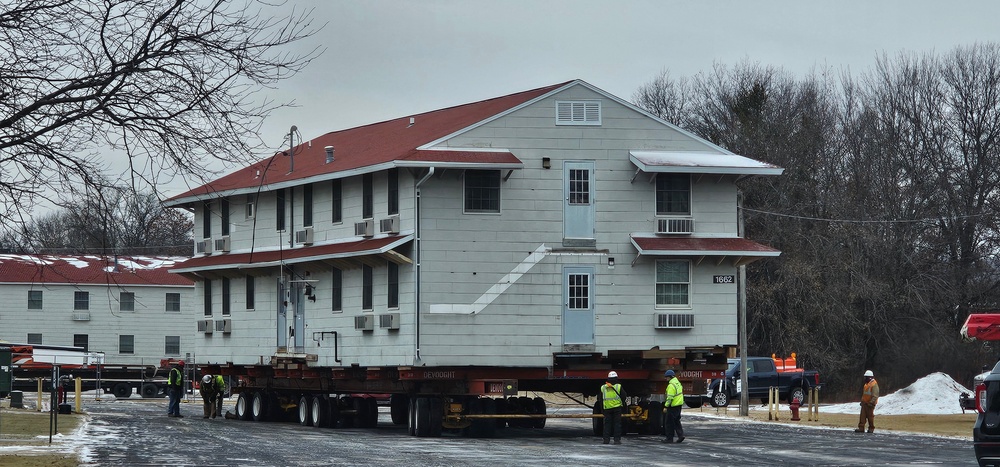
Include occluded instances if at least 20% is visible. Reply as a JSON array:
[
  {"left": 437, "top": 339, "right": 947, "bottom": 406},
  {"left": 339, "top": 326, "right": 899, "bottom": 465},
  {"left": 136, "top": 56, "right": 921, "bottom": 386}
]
[{"left": 819, "top": 372, "right": 972, "bottom": 415}]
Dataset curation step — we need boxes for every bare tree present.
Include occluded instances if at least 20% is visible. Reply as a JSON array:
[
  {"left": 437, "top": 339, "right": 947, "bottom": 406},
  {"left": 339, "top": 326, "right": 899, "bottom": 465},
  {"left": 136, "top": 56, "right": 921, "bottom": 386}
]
[{"left": 0, "top": 0, "right": 320, "bottom": 228}]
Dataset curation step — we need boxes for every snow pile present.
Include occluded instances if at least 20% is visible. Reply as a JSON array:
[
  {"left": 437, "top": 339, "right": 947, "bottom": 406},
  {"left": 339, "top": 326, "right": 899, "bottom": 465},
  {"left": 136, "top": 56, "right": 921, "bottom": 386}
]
[{"left": 821, "top": 372, "right": 972, "bottom": 415}]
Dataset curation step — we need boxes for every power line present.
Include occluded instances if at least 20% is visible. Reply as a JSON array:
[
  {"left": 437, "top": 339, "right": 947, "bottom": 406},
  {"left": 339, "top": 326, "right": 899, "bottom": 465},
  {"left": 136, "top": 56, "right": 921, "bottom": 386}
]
[{"left": 741, "top": 207, "right": 989, "bottom": 224}]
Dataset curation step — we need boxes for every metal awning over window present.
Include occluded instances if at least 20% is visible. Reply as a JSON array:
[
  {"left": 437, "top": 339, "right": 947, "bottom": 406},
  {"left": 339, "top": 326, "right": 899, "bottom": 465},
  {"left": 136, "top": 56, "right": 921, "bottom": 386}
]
[
  {"left": 171, "top": 235, "right": 414, "bottom": 280},
  {"left": 630, "top": 235, "right": 780, "bottom": 267},
  {"left": 629, "top": 150, "right": 783, "bottom": 176}
]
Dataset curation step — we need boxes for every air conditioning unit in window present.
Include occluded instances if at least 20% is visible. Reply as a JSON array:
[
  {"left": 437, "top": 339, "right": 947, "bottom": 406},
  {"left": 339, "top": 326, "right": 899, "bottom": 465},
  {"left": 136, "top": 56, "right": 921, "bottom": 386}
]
[
  {"left": 380, "top": 215, "right": 400, "bottom": 234},
  {"left": 215, "top": 318, "right": 232, "bottom": 333},
  {"left": 71, "top": 311, "right": 91, "bottom": 321},
  {"left": 354, "top": 219, "right": 374, "bottom": 238},
  {"left": 215, "top": 236, "right": 231, "bottom": 253},
  {"left": 354, "top": 314, "right": 374, "bottom": 331},
  {"left": 656, "top": 218, "right": 695, "bottom": 235},
  {"left": 196, "top": 239, "right": 213, "bottom": 255},
  {"left": 198, "top": 318, "right": 214, "bottom": 334},
  {"left": 654, "top": 313, "right": 695, "bottom": 329},
  {"left": 295, "top": 227, "right": 314, "bottom": 245},
  {"left": 379, "top": 313, "right": 400, "bottom": 330}
]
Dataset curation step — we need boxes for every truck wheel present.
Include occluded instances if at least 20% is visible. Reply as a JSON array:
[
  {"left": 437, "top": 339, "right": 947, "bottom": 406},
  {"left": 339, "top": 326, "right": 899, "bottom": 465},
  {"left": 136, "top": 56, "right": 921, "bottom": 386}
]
[
  {"left": 113, "top": 383, "right": 132, "bottom": 399},
  {"left": 463, "top": 397, "right": 483, "bottom": 438},
  {"left": 390, "top": 394, "right": 408, "bottom": 425},
  {"left": 311, "top": 395, "right": 329, "bottom": 427},
  {"left": 235, "top": 392, "right": 249, "bottom": 420},
  {"left": 591, "top": 393, "right": 604, "bottom": 436},
  {"left": 532, "top": 397, "right": 546, "bottom": 429},
  {"left": 494, "top": 397, "right": 508, "bottom": 429},
  {"left": 407, "top": 397, "right": 417, "bottom": 436},
  {"left": 298, "top": 395, "right": 312, "bottom": 426},
  {"left": 710, "top": 390, "right": 730, "bottom": 408},
  {"left": 428, "top": 397, "right": 443, "bottom": 437},
  {"left": 413, "top": 397, "right": 430, "bottom": 437},
  {"left": 252, "top": 391, "right": 269, "bottom": 422},
  {"left": 644, "top": 400, "right": 664, "bottom": 435},
  {"left": 364, "top": 397, "right": 379, "bottom": 428},
  {"left": 140, "top": 384, "right": 158, "bottom": 399},
  {"left": 328, "top": 398, "right": 340, "bottom": 428},
  {"left": 481, "top": 397, "right": 497, "bottom": 438},
  {"left": 789, "top": 386, "right": 806, "bottom": 404}
]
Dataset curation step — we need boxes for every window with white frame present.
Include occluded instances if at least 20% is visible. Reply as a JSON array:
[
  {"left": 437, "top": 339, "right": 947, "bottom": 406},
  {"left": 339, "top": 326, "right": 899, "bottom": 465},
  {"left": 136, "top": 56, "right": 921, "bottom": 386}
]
[
  {"left": 119, "top": 335, "right": 135, "bottom": 354},
  {"left": 165, "top": 336, "right": 180, "bottom": 356},
  {"left": 222, "top": 277, "right": 231, "bottom": 316},
  {"left": 331, "top": 267, "right": 342, "bottom": 312},
  {"left": 246, "top": 194, "right": 256, "bottom": 219},
  {"left": 656, "top": 173, "right": 691, "bottom": 215},
  {"left": 556, "top": 100, "right": 601, "bottom": 125},
  {"left": 28, "top": 290, "right": 42, "bottom": 310},
  {"left": 73, "top": 334, "right": 89, "bottom": 351},
  {"left": 331, "top": 179, "right": 342, "bottom": 223},
  {"left": 567, "top": 273, "right": 591, "bottom": 310},
  {"left": 655, "top": 260, "right": 690, "bottom": 307},
  {"left": 363, "top": 173, "right": 373, "bottom": 219},
  {"left": 27, "top": 333, "right": 42, "bottom": 344},
  {"left": 245, "top": 275, "right": 255, "bottom": 310},
  {"left": 120, "top": 292, "right": 135, "bottom": 312},
  {"left": 387, "top": 262, "right": 399, "bottom": 309},
  {"left": 303, "top": 183, "right": 313, "bottom": 227},
  {"left": 74, "top": 291, "right": 89, "bottom": 310},
  {"left": 464, "top": 170, "right": 501, "bottom": 213},
  {"left": 204, "top": 280, "right": 213, "bottom": 316},
  {"left": 362, "top": 264, "right": 373, "bottom": 310},
  {"left": 202, "top": 200, "right": 212, "bottom": 238},
  {"left": 388, "top": 169, "right": 399, "bottom": 215},
  {"left": 221, "top": 198, "right": 230, "bottom": 236},
  {"left": 165, "top": 292, "right": 181, "bottom": 312}
]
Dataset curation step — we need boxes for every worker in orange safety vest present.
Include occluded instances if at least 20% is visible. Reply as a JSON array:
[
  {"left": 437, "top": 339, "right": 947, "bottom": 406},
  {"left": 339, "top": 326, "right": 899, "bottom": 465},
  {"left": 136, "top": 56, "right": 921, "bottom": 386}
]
[{"left": 855, "top": 369, "right": 879, "bottom": 433}]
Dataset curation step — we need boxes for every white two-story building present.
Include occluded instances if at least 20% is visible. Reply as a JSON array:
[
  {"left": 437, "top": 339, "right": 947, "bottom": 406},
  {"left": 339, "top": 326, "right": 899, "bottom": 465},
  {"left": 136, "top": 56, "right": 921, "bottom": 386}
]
[
  {"left": 165, "top": 79, "right": 782, "bottom": 371},
  {"left": 0, "top": 255, "right": 195, "bottom": 366}
]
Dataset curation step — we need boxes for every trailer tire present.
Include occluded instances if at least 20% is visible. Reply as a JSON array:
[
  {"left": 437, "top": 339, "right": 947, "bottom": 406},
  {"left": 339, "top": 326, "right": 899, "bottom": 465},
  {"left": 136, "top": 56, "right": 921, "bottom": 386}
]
[
  {"left": 252, "top": 391, "right": 272, "bottom": 421},
  {"left": 428, "top": 397, "right": 443, "bottom": 437},
  {"left": 298, "top": 395, "right": 312, "bottom": 426},
  {"left": 494, "top": 397, "right": 508, "bottom": 429},
  {"left": 481, "top": 397, "right": 497, "bottom": 438},
  {"left": 390, "top": 394, "right": 408, "bottom": 426},
  {"left": 311, "top": 395, "right": 330, "bottom": 427},
  {"left": 532, "top": 397, "right": 546, "bottom": 429},
  {"left": 140, "top": 383, "right": 158, "bottom": 399},
  {"left": 463, "top": 397, "right": 483, "bottom": 438},
  {"left": 591, "top": 395, "right": 603, "bottom": 436},
  {"left": 113, "top": 383, "right": 132, "bottom": 399},
  {"left": 407, "top": 397, "right": 418, "bottom": 436},
  {"left": 328, "top": 397, "right": 341, "bottom": 428},
  {"left": 235, "top": 392, "right": 250, "bottom": 420},
  {"left": 363, "top": 397, "right": 379, "bottom": 428},
  {"left": 643, "top": 400, "right": 663, "bottom": 435},
  {"left": 413, "top": 397, "right": 430, "bottom": 437}
]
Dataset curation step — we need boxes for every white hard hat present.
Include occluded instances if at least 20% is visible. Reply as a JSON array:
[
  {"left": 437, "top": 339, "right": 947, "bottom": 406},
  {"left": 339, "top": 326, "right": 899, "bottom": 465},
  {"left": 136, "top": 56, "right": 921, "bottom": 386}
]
[
  {"left": 864, "top": 370, "right": 874, "bottom": 377},
  {"left": 608, "top": 371, "right": 618, "bottom": 378},
  {"left": 202, "top": 375, "right": 212, "bottom": 384}
]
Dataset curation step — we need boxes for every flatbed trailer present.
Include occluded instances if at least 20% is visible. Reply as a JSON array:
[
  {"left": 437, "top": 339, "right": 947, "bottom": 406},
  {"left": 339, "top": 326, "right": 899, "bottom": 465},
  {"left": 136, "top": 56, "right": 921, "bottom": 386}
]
[{"left": 201, "top": 346, "right": 730, "bottom": 437}]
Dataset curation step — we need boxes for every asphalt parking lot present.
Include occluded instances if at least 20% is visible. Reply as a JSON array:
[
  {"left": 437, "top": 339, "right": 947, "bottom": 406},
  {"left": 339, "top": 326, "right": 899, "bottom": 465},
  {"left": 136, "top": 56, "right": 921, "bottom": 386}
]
[{"left": 6, "top": 395, "right": 981, "bottom": 466}]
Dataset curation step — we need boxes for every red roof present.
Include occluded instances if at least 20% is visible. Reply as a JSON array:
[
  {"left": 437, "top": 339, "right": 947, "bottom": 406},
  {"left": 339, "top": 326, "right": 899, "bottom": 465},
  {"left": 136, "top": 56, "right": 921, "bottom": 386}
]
[
  {"left": 0, "top": 255, "right": 193, "bottom": 286},
  {"left": 166, "top": 81, "right": 573, "bottom": 204},
  {"left": 630, "top": 236, "right": 781, "bottom": 257},
  {"left": 171, "top": 235, "right": 412, "bottom": 272}
]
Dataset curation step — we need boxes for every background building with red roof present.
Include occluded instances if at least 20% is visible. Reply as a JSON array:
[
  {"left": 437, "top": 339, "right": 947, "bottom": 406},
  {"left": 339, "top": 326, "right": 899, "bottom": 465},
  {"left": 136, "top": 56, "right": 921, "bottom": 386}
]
[
  {"left": 0, "top": 255, "right": 195, "bottom": 366},
  {"left": 164, "top": 79, "right": 782, "bottom": 369}
]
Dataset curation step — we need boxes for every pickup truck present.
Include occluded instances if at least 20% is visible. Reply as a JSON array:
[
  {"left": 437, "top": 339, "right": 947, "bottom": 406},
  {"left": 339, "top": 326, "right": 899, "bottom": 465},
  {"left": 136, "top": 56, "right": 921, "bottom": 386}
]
[{"left": 698, "top": 357, "right": 820, "bottom": 408}]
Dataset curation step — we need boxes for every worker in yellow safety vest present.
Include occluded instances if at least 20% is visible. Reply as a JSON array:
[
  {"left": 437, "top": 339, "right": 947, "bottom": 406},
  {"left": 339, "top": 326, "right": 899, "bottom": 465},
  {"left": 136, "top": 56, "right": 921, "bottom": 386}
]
[
  {"left": 601, "top": 371, "right": 626, "bottom": 445},
  {"left": 166, "top": 361, "right": 184, "bottom": 418},
  {"left": 662, "top": 370, "right": 685, "bottom": 443},
  {"left": 856, "top": 370, "right": 879, "bottom": 433}
]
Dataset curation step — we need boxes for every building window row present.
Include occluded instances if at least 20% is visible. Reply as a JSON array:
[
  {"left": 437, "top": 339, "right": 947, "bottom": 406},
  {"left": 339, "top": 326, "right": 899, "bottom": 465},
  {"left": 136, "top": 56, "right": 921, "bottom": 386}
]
[{"left": 29, "top": 290, "right": 182, "bottom": 312}]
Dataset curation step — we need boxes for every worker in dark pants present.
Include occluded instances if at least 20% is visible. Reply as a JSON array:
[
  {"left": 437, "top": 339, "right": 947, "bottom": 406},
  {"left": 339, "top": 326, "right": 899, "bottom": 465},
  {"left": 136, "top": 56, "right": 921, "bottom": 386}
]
[
  {"left": 200, "top": 374, "right": 218, "bottom": 419},
  {"left": 166, "top": 361, "right": 184, "bottom": 418},
  {"left": 663, "top": 369, "right": 685, "bottom": 443},
  {"left": 601, "top": 370, "right": 626, "bottom": 445}
]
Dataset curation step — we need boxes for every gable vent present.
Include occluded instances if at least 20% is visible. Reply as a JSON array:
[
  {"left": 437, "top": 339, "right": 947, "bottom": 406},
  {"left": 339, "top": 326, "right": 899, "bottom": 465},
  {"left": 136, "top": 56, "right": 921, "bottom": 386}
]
[
  {"left": 655, "top": 313, "right": 695, "bottom": 329},
  {"left": 556, "top": 100, "right": 601, "bottom": 125},
  {"left": 656, "top": 218, "right": 694, "bottom": 235}
]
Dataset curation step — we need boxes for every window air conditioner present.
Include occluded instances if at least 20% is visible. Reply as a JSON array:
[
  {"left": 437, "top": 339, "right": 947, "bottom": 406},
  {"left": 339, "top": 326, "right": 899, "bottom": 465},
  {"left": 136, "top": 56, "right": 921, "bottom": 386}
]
[
  {"left": 379, "top": 215, "right": 400, "bottom": 234},
  {"left": 354, "top": 314, "right": 374, "bottom": 331},
  {"left": 354, "top": 219, "right": 374, "bottom": 238},
  {"left": 379, "top": 313, "right": 400, "bottom": 330},
  {"left": 214, "top": 236, "right": 231, "bottom": 253},
  {"left": 295, "top": 227, "right": 314, "bottom": 245},
  {"left": 198, "top": 318, "right": 214, "bottom": 334},
  {"left": 654, "top": 313, "right": 695, "bottom": 329},
  {"left": 215, "top": 318, "right": 232, "bottom": 333},
  {"left": 196, "top": 239, "right": 213, "bottom": 255},
  {"left": 656, "top": 218, "right": 695, "bottom": 235}
]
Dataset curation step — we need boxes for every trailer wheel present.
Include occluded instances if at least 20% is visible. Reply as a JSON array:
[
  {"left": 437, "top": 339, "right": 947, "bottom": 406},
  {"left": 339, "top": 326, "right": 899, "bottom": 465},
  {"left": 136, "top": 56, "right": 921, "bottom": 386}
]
[
  {"left": 390, "top": 394, "right": 408, "bottom": 426},
  {"left": 428, "top": 397, "right": 443, "bottom": 437},
  {"left": 235, "top": 392, "right": 250, "bottom": 420},
  {"left": 140, "top": 383, "right": 158, "bottom": 399},
  {"left": 481, "top": 397, "right": 497, "bottom": 438},
  {"left": 113, "top": 383, "right": 132, "bottom": 399},
  {"left": 592, "top": 393, "right": 603, "bottom": 436},
  {"left": 364, "top": 397, "right": 379, "bottom": 428},
  {"left": 462, "top": 397, "right": 483, "bottom": 438},
  {"left": 407, "top": 397, "right": 417, "bottom": 436},
  {"left": 413, "top": 397, "right": 430, "bottom": 437},
  {"left": 494, "top": 397, "right": 508, "bottom": 429},
  {"left": 328, "top": 397, "right": 341, "bottom": 428},
  {"left": 642, "top": 400, "right": 663, "bottom": 435},
  {"left": 311, "top": 395, "right": 329, "bottom": 427},
  {"left": 531, "top": 397, "right": 546, "bottom": 429},
  {"left": 251, "top": 392, "right": 269, "bottom": 422},
  {"left": 298, "top": 395, "right": 313, "bottom": 426}
]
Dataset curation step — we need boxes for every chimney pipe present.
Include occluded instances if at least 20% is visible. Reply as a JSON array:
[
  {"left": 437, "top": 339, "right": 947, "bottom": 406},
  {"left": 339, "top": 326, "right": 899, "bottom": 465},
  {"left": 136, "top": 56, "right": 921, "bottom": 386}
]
[{"left": 325, "top": 146, "right": 335, "bottom": 163}]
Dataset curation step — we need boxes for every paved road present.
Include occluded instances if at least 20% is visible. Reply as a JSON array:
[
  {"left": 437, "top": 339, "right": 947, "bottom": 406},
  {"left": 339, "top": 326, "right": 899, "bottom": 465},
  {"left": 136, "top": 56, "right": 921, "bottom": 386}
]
[{"left": 66, "top": 397, "right": 976, "bottom": 466}]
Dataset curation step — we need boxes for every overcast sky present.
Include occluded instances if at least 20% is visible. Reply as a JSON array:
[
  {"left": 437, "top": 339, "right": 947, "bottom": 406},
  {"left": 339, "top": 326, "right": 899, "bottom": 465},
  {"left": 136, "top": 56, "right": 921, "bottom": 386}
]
[{"left": 161, "top": 0, "right": 1000, "bottom": 197}]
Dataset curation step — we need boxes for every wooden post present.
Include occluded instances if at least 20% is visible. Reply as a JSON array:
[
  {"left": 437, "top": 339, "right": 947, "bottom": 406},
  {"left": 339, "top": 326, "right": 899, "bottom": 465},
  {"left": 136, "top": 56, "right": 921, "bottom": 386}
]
[
  {"left": 75, "top": 377, "right": 82, "bottom": 414},
  {"left": 36, "top": 379, "right": 43, "bottom": 412}
]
